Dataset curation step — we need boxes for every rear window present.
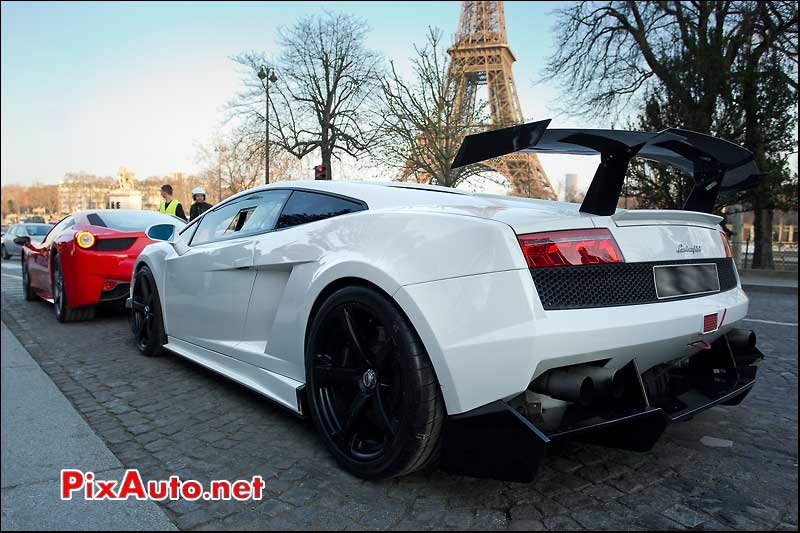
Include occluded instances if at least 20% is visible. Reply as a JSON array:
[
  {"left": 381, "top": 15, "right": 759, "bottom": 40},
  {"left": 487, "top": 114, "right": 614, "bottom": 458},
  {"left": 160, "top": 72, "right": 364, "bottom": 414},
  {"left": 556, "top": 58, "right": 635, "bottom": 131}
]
[
  {"left": 25, "top": 225, "right": 52, "bottom": 236},
  {"left": 88, "top": 211, "right": 183, "bottom": 232}
]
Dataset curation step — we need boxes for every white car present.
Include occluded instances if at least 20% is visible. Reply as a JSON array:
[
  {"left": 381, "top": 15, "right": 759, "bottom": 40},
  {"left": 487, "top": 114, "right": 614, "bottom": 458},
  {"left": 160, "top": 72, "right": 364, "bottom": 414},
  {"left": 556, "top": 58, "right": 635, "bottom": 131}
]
[
  {"left": 128, "top": 122, "right": 764, "bottom": 481},
  {"left": 2, "top": 223, "right": 54, "bottom": 259}
]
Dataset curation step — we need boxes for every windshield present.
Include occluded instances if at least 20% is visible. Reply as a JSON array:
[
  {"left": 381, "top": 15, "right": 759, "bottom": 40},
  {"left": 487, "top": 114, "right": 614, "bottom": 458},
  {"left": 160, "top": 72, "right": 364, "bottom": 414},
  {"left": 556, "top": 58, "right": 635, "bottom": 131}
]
[
  {"left": 26, "top": 224, "right": 53, "bottom": 236},
  {"left": 88, "top": 211, "right": 185, "bottom": 232}
]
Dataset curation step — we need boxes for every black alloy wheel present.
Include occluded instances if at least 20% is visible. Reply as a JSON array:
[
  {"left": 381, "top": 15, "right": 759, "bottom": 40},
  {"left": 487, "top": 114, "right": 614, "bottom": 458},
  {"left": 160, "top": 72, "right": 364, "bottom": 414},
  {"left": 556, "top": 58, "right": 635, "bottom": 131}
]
[
  {"left": 306, "top": 285, "right": 444, "bottom": 479},
  {"left": 130, "top": 266, "right": 165, "bottom": 356}
]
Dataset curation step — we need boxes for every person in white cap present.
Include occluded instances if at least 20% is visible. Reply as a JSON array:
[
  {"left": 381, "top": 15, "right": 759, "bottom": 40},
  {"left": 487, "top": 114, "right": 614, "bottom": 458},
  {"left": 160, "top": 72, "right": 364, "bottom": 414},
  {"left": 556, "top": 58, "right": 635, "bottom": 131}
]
[{"left": 189, "top": 187, "right": 213, "bottom": 221}]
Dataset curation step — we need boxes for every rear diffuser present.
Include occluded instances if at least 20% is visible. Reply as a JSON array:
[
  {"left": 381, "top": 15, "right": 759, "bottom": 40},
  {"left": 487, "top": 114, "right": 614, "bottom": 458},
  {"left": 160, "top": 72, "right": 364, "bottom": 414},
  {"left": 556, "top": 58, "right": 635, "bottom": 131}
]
[{"left": 441, "top": 330, "right": 763, "bottom": 482}]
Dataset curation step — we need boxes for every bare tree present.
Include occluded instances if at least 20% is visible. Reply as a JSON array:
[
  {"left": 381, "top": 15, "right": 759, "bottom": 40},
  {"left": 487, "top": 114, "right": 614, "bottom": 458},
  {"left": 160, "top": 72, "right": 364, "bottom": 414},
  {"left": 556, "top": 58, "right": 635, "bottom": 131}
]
[
  {"left": 545, "top": 2, "right": 797, "bottom": 124},
  {"left": 373, "top": 28, "right": 489, "bottom": 188},
  {"left": 196, "top": 128, "right": 300, "bottom": 199},
  {"left": 230, "top": 12, "right": 381, "bottom": 180},
  {"left": 545, "top": 1, "right": 798, "bottom": 268}
]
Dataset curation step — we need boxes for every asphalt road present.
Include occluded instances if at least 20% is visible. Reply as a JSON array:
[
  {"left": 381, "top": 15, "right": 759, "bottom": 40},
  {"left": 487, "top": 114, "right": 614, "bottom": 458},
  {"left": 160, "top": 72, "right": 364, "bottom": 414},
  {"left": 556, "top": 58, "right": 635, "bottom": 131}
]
[{"left": 1, "top": 256, "right": 797, "bottom": 531}]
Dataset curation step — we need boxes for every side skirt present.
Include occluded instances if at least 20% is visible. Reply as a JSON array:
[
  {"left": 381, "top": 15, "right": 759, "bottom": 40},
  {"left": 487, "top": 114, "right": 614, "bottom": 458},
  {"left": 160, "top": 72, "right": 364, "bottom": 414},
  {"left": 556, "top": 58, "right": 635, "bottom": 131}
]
[{"left": 164, "top": 336, "right": 305, "bottom": 416}]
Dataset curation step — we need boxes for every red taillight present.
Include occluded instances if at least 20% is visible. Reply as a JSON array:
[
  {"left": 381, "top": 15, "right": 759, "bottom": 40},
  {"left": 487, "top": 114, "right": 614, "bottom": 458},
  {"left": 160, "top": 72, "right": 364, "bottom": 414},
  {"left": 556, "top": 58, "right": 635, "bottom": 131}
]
[
  {"left": 517, "top": 228, "right": 625, "bottom": 268},
  {"left": 720, "top": 231, "right": 733, "bottom": 258},
  {"left": 102, "top": 280, "right": 118, "bottom": 291}
]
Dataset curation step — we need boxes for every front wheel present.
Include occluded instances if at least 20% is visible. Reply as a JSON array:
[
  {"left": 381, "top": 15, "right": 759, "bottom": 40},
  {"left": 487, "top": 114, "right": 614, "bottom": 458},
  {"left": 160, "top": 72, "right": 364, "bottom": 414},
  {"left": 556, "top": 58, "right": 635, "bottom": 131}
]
[
  {"left": 306, "top": 285, "right": 444, "bottom": 479},
  {"left": 130, "top": 266, "right": 165, "bottom": 356},
  {"left": 52, "top": 255, "right": 95, "bottom": 322},
  {"left": 1, "top": 244, "right": 9, "bottom": 260}
]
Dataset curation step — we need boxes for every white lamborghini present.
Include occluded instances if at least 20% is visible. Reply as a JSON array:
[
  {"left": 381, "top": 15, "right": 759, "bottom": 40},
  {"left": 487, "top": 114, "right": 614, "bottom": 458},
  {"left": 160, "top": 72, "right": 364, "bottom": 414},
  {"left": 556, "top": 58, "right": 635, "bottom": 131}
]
[{"left": 128, "top": 121, "right": 764, "bottom": 481}]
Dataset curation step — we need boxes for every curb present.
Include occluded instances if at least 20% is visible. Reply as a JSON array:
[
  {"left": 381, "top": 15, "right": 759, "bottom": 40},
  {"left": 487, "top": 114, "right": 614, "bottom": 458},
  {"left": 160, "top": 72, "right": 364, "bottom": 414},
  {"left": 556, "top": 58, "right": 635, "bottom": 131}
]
[
  {"left": 738, "top": 268, "right": 798, "bottom": 280},
  {"left": 741, "top": 283, "right": 798, "bottom": 295}
]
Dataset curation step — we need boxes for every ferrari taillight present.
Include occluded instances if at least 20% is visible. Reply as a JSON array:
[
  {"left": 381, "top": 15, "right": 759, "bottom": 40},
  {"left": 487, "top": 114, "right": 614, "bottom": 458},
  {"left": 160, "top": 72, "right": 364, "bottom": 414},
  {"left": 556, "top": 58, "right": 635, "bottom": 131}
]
[
  {"left": 720, "top": 231, "right": 733, "bottom": 258},
  {"left": 76, "top": 231, "right": 95, "bottom": 249},
  {"left": 517, "top": 228, "right": 624, "bottom": 268}
]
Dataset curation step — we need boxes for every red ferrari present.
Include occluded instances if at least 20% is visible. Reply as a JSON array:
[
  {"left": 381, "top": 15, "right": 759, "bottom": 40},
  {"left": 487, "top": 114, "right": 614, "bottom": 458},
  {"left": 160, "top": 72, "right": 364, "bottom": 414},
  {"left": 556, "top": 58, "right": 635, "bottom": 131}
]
[{"left": 18, "top": 210, "right": 185, "bottom": 322}]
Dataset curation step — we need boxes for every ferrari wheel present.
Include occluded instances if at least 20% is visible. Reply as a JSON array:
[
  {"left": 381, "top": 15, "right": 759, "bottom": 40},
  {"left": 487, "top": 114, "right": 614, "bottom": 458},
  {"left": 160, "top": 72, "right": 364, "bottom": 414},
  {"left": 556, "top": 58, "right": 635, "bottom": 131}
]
[
  {"left": 130, "top": 266, "right": 165, "bottom": 356},
  {"left": 21, "top": 256, "right": 35, "bottom": 301},
  {"left": 306, "top": 285, "right": 444, "bottom": 479},
  {"left": 52, "top": 255, "right": 95, "bottom": 322}
]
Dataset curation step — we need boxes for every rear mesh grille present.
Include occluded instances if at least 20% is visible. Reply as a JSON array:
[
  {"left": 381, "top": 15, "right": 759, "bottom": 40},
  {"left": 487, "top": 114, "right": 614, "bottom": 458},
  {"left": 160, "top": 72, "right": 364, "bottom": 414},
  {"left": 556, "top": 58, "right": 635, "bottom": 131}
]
[
  {"left": 92, "top": 237, "right": 136, "bottom": 251},
  {"left": 530, "top": 258, "right": 737, "bottom": 310}
]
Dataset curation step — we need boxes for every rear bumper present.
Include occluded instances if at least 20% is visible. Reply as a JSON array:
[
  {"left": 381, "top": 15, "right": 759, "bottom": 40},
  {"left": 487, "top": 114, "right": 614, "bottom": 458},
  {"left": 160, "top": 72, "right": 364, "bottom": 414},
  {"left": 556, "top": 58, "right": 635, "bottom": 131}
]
[
  {"left": 62, "top": 248, "right": 136, "bottom": 308},
  {"left": 397, "top": 268, "right": 750, "bottom": 415},
  {"left": 441, "top": 329, "right": 763, "bottom": 482}
]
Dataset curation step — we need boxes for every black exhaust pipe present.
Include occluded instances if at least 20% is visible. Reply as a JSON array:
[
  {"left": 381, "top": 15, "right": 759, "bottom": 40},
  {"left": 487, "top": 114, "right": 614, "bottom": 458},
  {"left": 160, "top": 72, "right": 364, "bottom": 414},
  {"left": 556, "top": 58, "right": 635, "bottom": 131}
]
[
  {"left": 580, "top": 366, "right": 625, "bottom": 400},
  {"left": 726, "top": 329, "right": 756, "bottom": 356},
  {"left": 530, "top": 369, "right": 594, "bottom": 406}
]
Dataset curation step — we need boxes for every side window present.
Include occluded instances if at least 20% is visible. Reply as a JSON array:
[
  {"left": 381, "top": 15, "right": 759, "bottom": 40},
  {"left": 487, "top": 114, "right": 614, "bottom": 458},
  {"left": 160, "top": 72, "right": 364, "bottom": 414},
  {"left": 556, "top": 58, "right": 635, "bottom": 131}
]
[
  {"left": 42, "top": 216, "right": 75, "bottom": 247},
  {"left": 10, "top": 226, "right": 21, "bottom": 236},
  {"left": 191, "top": 190, "right": 290, "bottom": 246},
  {"left": 276, "top": 191, "right": 365, "bottom": 230}
]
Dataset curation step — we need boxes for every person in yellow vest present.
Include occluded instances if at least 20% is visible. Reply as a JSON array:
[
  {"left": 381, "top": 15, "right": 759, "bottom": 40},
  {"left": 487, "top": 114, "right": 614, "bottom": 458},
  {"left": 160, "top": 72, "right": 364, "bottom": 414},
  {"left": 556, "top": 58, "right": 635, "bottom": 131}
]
[{"left": 159, "top": 184, "right": 186, "bottom": 222}]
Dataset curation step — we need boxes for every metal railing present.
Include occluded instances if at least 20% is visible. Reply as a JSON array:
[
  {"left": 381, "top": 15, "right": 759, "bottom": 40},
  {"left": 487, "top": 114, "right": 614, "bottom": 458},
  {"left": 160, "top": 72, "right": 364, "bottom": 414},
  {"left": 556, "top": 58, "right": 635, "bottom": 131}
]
[{"left": 733, "top": 240, "right": 798, "bottom": 271}]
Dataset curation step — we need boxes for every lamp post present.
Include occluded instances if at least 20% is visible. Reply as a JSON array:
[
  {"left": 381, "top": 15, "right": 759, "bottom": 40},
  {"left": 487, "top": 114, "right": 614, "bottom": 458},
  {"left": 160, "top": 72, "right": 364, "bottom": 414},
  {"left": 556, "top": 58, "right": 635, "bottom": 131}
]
[
  {"left": 214, "top": 145, "right": 226, "bottom": 203},
  {"left": 257, "top": 67, "right": 278, "bottom": 185}
]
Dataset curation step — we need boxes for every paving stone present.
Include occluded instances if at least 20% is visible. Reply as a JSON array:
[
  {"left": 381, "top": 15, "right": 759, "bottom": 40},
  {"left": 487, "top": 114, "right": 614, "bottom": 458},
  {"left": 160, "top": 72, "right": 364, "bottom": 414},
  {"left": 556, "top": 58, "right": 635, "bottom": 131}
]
[
  {"left": 662, "top": 503, "right": 710, "bottom": 528},
  {"left": 700, "top": 436, "right": 734, "bottom": 448},
  {"left": 508, "top": 518, "right": 546, "bottom": 531}
]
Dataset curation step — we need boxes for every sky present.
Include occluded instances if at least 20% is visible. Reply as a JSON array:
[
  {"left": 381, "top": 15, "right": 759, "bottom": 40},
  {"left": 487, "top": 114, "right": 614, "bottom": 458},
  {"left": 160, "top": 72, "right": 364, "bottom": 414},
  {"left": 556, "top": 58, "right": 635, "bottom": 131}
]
[{"left": 1, "top": 1, "right": 602, "bottom": 195}]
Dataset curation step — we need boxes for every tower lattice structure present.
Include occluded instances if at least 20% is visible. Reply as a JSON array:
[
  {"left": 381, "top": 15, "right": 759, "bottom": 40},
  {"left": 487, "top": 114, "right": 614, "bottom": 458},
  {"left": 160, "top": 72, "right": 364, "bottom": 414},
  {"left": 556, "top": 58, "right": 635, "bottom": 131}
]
[{"left": 448, "top": 0, "right": 556, "bottom": 199}]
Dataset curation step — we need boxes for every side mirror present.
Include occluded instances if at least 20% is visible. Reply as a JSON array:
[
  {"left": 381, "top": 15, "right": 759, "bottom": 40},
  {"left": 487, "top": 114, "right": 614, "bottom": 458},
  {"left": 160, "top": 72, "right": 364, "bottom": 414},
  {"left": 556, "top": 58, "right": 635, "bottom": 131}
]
[
  {"left": 146, "top": 224, "right": 177, "bottom": 242},
  {"left": 13, "top": 236, "right": 31, "bottom": 246}
]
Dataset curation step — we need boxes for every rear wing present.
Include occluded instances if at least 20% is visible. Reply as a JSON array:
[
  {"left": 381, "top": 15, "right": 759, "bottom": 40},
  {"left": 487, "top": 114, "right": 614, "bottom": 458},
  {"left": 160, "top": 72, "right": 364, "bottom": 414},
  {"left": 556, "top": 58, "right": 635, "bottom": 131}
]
[{"left": 450, "top": 119, "right": 761, "bottom": 215}]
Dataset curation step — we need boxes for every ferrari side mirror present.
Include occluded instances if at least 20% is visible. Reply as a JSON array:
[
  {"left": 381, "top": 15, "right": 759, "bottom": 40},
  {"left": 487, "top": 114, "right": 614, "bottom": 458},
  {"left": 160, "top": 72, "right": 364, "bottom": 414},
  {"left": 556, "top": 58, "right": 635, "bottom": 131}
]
[{"left": 145, "top": 224, "right": 176, "bottom": 242}]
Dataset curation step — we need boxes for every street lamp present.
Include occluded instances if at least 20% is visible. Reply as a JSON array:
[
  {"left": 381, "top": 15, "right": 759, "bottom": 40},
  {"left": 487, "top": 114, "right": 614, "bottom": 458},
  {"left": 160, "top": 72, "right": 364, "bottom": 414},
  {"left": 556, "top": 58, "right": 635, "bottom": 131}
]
[
  {"left": 257, "top": 66, "right": 278, "bottom": 185},
  {"left": 214, "top": 145, "right": 226, "bottom": 203}
]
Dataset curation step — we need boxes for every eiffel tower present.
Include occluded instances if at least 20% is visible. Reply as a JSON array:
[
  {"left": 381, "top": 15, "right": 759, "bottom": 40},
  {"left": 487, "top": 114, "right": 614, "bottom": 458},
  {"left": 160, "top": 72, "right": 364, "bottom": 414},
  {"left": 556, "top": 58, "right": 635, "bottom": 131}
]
[{"left": 448, "top": 0, "right": 556, "bottom": 199}]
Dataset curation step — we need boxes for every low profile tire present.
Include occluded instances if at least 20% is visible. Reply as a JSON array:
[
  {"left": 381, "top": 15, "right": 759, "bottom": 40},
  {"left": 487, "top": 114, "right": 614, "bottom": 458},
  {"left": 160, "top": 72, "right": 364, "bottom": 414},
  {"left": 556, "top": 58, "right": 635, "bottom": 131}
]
[
  {"left": 21, "top": 256, "right": 35, "bottom": 301},
  {"left": 306, "top": 285, "right": 444, "bottom": 479},
  {"left": 1, "top": 245, "right": 9, "bottom": 260},
  {"left": 130, "top": 266, "right": 166, "bottom": 357},
  {"left": 52, "top": 255, "right": 95, "bottom": 322}
]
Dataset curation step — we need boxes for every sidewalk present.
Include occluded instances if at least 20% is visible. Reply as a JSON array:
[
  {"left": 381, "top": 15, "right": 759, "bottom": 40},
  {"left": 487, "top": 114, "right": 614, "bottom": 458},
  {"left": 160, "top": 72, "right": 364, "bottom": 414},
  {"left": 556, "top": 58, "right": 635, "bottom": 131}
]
[
  {"left": 0, "top": 322, "right": 176, "bottom": 531},
  {"left": 739, "top": 269, "right": 798, "bottom": 294}
]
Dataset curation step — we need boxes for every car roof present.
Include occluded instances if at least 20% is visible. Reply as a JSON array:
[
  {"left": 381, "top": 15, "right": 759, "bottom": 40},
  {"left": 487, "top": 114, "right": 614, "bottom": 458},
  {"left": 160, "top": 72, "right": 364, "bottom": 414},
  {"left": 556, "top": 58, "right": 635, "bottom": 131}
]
[{"left": 221, "top": 180, "right": 572, "bottom": 212}]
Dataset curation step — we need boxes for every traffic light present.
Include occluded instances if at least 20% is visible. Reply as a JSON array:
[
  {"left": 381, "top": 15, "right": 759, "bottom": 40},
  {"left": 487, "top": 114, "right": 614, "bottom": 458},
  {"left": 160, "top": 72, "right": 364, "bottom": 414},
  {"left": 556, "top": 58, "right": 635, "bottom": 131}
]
[
  {"left": 116, "top": 201, "right": 121, "bottom": 209},
  {"left": 314, "top": 165, "right": 328, "bottom": 180}
]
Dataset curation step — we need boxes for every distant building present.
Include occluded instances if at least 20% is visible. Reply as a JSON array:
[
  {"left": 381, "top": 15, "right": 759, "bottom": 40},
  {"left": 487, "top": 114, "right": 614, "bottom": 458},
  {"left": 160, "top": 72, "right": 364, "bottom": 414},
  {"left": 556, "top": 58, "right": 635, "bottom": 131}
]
[
  {"left": 58, "top": 173, "right": 116, "bottom": 213},
  {"left": 562, "top": 173, "right": 587, "bottom": 203},
  {"left": 57, "top": 169, "right": 198, "bottom": 214}
]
